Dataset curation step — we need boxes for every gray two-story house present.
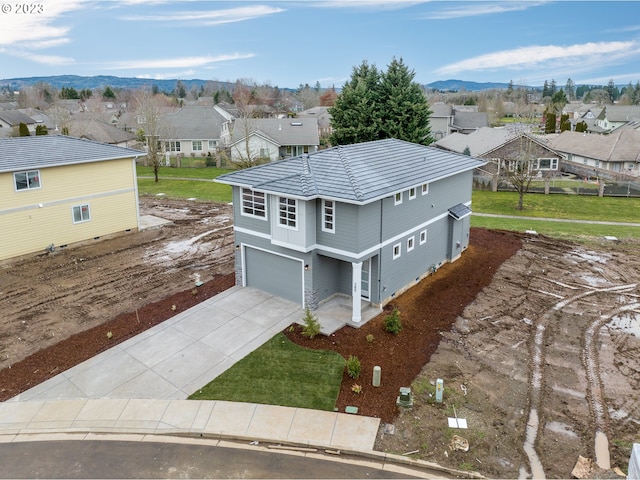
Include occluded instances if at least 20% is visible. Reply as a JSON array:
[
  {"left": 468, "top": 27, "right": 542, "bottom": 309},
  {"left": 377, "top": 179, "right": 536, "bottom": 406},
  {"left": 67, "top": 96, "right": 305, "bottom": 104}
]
[{"left": 216, "top": 138, "right": 485, "bottom": 324}]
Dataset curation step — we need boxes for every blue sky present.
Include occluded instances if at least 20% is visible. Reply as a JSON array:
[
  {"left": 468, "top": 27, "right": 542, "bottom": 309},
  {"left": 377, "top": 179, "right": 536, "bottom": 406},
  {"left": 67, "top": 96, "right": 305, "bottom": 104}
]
[{"left": 1, "top": 1, "right": 640, "bottom": 88}]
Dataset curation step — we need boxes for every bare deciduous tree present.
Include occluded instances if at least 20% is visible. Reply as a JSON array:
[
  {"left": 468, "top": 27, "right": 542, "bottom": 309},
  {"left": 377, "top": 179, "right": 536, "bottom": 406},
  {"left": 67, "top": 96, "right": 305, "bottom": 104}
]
[{"left": 131, "top": 89, "right": 170, "bottom": 182}]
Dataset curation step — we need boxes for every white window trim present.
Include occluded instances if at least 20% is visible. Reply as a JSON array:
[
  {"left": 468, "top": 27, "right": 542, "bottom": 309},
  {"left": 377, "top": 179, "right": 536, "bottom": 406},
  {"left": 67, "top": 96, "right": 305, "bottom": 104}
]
[
  {"left": 278, "top": 196, "right": 298, "bottom": 230},
  {"left": 14, "top": 169, "right": 41, "bottom": 191},
  {"left": 407, "top": 236, "right": 415, "bottom": 252},
  {"left": 419, "top": 229, "right": 427, "bottom": 245},
  {"left": 421, "top": 183, "right": 429, "bottom": 195},
  {"left": 241, "top": 188, "right": 267, "bottom": 220},
  {"left": 394, "top": 191, "right": 403, "bottom": 205},
  {"left": 393, "top": 242, "right": 401, "bottom": 260},
  {"left": 72, "top": 204, "right": 91, "bottom": 224},
  {"left": 409, "top": 187, "right": 416, "bottom": 200},
  {"left": 192, "top": 140, "right": 203, "bottom": 151},
  {"left": 321, "top": 199, "right": 335, "bottom": 233}
]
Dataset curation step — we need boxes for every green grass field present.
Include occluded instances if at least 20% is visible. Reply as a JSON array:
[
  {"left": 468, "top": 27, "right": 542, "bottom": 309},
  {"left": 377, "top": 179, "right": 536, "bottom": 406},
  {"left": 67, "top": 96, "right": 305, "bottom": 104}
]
[
  {"left": 137, "top": 166, "right": 233, "bottom": 202},
  {"left": 471, "top": 190, "right": 640, "bottom": 239},
  {"left": 188, "top": 333, "right": 345, "bottom": 410}
]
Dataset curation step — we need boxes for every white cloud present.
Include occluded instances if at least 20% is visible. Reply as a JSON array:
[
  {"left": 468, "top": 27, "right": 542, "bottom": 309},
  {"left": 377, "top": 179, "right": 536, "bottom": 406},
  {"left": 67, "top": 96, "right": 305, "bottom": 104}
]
[
  {"left": 425, "top": 1, "right": 548, "bottom": 20},
  {"left": 103, "top": 53, "right": 255, "bottom": 70},
  {"left": 121, "top": 5, "right": 284, "bottom": 25},
  {"left": 435, "top": 41, "right": 640, "bottom": 78},
  {"left": 0, "top": 0, "right": 86, "bottom": 46},
  {"left": 313, "top": 0, "right": 429, "bottom": 9}
]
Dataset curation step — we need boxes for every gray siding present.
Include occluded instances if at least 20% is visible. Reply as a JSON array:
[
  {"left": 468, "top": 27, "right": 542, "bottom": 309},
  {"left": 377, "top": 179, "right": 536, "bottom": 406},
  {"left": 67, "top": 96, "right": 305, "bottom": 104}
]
[
  {"left": 381, "top": 173, "right": 472, "bottom": 242},
  {"left": 232, "top": 186, "right": 270, "bottom": 235},
  {"left": 316, "top": 201, "right": 381, "bottom": 257}
]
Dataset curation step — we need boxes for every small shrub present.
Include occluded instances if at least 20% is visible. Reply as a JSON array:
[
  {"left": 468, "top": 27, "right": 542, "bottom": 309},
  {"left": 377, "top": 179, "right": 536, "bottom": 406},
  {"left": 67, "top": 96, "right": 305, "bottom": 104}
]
[
  {"left": 301, "top": 307, "right": 321, "bottom": 339},
  {"left": 346, "top": 355, "right": 361, "bottom": 378},
  {"left": 351, "top": 383, "right": 362, "bottom": 394},
  {"left": 366, "top": 333, "right": 375, "bottom": 343},
  {"left": 384, "top": 308, "right": 402, "bottom": 335}
]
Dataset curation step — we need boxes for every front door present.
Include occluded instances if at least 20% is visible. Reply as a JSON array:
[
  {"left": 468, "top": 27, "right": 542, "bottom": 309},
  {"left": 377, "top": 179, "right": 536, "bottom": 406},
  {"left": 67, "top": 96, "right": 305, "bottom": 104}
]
[{"left": 361, "top": 258, "right": 370, "bottom": 300}]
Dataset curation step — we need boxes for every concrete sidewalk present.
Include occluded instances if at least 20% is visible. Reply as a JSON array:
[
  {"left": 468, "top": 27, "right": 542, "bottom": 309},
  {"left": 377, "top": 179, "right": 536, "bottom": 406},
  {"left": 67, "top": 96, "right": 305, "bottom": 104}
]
[
  {"left": 3, "top": 285, "right": 383, "bottom": 454},
  {"left": 0, "top": 398, "right": 380, "bottom": 452}
]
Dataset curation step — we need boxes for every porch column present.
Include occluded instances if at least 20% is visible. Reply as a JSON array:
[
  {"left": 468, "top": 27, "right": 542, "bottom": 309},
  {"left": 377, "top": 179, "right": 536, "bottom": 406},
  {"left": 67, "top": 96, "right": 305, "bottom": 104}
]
[{"left": 352, "top": 261, "right": 362, "bottom": 323}]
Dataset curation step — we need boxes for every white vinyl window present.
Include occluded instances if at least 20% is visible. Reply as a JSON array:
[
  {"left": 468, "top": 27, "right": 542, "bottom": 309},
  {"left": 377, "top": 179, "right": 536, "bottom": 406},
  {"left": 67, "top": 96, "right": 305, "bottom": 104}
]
[
  {"left": 192, "top": 140, "right": 203, "bottom": 151},
  {"left": 241, "top": 188, "right": 266, "bottom": 218},
  {"left": 208, "top": 140, "right": 218, "bottom": 149},
  {"left": 394, "top": 192, "right": 403, "bottom": 205},
  {"left": 421, "top": 183, "right": 429, "bottom": 195},
  {"left": 419, "top": 229, "right": 427, "bottom": 245},
  {"left": 393, "top": 243, "right": 401, "bottom": 260},
  {"left": 165, "top": 141, "right": 181, "bottom": 152},
  {"left": 322, "top": 199, "right": 335, "bottom": 233},
  {"left": 278, "top": 196, "right": 297, "bottom": 229},
  {"left": 407, "top": 236, "right": 415, "bottom": 252},
  {"left": 409, "top": 187, "right": 416, "bottom": 200},
  {"left": 72, "top": 204, "right": 91, "bottom": 223},
  {"left": 14, "top": 170, "right": 41, "bottom": 191}
]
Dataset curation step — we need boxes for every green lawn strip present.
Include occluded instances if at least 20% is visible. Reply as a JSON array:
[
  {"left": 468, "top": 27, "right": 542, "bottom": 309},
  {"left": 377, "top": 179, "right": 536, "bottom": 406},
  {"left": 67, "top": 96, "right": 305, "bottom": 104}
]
[
  {"left": 472, "top": 190, "right": 640, "bottom": 223},
  {"left": 138, "top": 178, "right": 232, "bottom": 202},
  {"left": 471, "top": 215, "right": 640, "bottom": 240},
  {"left": 189, "top": 333, "right": 346, "bottom": 411},
  {"left": 137, "top": 166, "right": 234, "bottom": 179}
]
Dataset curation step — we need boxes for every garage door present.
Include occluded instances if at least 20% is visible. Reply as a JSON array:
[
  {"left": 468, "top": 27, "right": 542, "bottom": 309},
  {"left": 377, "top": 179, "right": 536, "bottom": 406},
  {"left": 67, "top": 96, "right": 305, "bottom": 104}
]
[{"left": 244, "top": 247, "right": 303, "bottom": 305}]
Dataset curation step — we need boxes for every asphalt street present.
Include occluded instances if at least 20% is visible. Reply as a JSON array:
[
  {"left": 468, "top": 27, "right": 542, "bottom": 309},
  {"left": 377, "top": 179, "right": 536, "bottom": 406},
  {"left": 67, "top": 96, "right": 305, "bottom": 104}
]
[{"left": 0, "top": 439, "right": 436, "bottom": 479}]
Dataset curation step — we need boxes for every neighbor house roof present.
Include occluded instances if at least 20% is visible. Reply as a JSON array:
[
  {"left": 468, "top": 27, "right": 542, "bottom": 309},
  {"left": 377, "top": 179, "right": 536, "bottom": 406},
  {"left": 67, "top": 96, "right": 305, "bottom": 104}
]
[
  {"left": 230, "top": 118, "right": 319, "bottom": 147},
  {"left": 160, "top": 105, "right": 228, "bottom": 139},
  {"left": 67, "top": 114, "right": 137, "bottom": 144},
  {"left": 549, "top": 130, "right": 640, "bottom": 162},
  {"left": 0, "top": 110, "right": 36, "bottom": 127},
  {"left": 216, "top": 138, "right": 485, "bottom": 205},
  {"left": 434, "top": 127, "right": 513, "bottom": 156},
  {"left": 598, "top": 105, "right": 640, "bottom": 123},
  {"left": 0, "top": 135, "right": 145, "bottom": 173}
]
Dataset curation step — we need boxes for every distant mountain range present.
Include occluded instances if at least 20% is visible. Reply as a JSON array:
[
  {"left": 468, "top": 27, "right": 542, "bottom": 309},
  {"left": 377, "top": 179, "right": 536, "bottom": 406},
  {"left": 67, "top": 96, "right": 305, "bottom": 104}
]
[{"left": 0, "top": 75, "right": 520, "bottom": 93}]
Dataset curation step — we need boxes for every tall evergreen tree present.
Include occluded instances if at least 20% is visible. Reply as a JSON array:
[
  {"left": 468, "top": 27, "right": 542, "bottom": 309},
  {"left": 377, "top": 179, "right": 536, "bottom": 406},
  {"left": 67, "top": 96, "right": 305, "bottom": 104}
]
[
  {"left": 18, "top": 122, "right": 30, "bottom": 136},
  {"left": 329, "top": 60, "right": 381, "bottom": 145},
  {"left": 378, "top": 57, "right": 432, "bottom": 145},
  {"left": 329, "top": 58, "right": 433, "bottom": 146}
]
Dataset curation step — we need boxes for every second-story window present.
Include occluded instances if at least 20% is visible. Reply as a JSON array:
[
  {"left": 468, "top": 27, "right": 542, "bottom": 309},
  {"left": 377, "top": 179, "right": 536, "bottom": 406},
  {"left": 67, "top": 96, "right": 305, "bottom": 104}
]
[
  {"left": 278, "top": 197, "right": 297, "bottom": 228},
  {"left": 14, "top": 170, "right": 41, "bottom": 191},
  {"left": 241, "top": 188, "right": 266, "bottom": 218},
  {"left": 322, "top": 199, "right": 335, "bottom": 233}
]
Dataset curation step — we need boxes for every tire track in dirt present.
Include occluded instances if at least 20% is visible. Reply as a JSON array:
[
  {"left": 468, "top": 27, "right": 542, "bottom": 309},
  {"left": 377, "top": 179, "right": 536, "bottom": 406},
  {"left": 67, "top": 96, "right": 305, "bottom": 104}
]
[
  {"left": 584, "top": 301, "right": 640, "bottom": 470},
  {"left": 522, "top": 282, "right": 637, "bottom": 478}
]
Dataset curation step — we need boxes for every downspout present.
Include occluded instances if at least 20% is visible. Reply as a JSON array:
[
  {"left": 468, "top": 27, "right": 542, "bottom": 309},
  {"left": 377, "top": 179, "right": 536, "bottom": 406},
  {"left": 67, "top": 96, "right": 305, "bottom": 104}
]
[
  {"left": 378, "top": 198, "right": 384, "bottom": 304},
  {"left": 132, "top": 156, "right": 141, "bottom": 231}
]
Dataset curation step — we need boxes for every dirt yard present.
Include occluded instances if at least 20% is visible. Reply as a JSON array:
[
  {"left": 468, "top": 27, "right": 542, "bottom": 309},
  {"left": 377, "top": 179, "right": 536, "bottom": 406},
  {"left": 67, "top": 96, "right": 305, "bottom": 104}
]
[
  {"left": 0, "top": 197, "right": 235, "bottom": 372},
  {"left": 1, "top": 197, "right": 639, "bottom": 479}
]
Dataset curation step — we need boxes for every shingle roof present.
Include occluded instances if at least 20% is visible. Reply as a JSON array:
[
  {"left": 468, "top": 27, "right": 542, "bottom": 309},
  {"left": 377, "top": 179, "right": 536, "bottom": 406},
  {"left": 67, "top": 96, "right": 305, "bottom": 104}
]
[
  {"left": 0, "top": 110, "right": 36, "bottom": 126},
  {"left": 0, "top": 135, "right": 145, "bottom": 173},
  {"left": 161, "top": 105, "right": 228, "bottom": 139},
  {"left": 230, "top": 118, "right": 319, "bottom": 147},
  {"left": 549, "top": 130, "right": 640, "bottom": 162},
  {"left": 434, "top": 127, "right": 512, "bottom": 156},
  {"left": 216, "top": 138, "right": 485, "bottom": 204},
  {"left": 67, "top": 115, "right": 137, "bottom": 144}
]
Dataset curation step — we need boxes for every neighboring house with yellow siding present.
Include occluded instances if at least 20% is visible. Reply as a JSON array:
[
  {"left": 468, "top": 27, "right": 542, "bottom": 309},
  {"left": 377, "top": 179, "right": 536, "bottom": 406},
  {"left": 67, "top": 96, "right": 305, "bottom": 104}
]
[{"left": 0, "top": 135, "right": 145, "bottom": 262}]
